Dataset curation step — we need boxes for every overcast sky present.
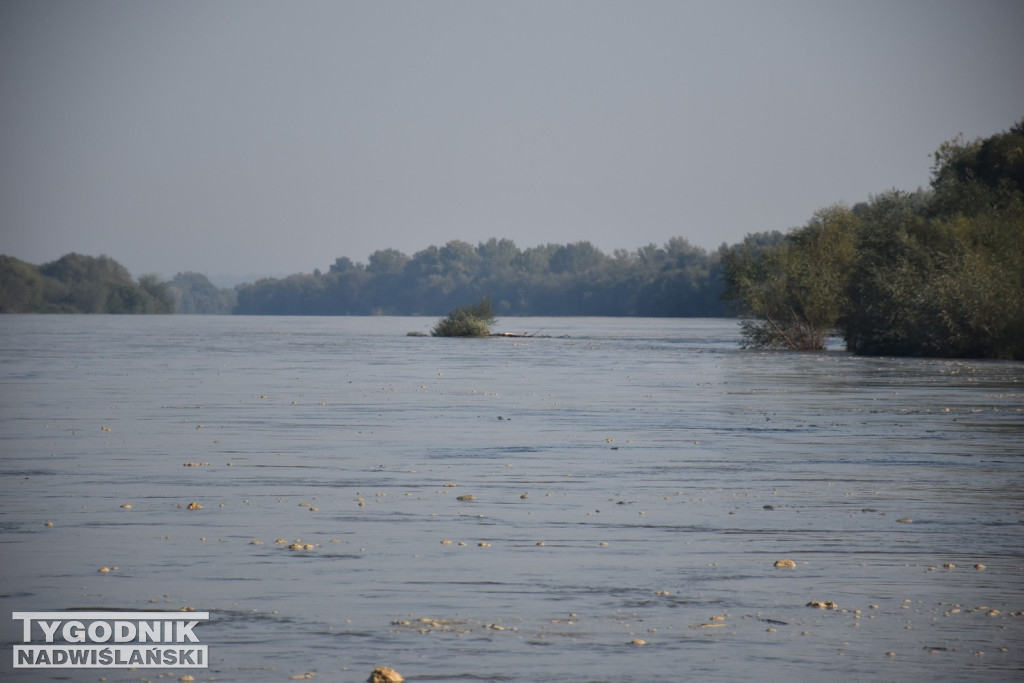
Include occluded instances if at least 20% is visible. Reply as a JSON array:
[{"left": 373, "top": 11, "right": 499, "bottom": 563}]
[{"left": 2, "top": 1, "right": 1022, "bottom": 281}]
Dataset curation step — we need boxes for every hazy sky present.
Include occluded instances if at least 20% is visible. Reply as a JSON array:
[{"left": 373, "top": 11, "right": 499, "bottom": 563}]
[{"left": 2, "top": 1, "right": 1022, "bottom": 281}]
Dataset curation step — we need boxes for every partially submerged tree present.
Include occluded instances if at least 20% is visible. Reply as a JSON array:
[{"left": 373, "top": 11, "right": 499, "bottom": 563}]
[
  {"left": 723, "top": 120, "right": 1024, "bottom": 358},
  {"left": 722, "top": 206, "right": 857, "bottom": 350},
  {"left": 431, "top": 295, "right": 497, "bottom": 337}
]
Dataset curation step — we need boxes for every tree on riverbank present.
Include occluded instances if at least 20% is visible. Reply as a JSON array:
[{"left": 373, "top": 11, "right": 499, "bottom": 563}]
[
  {"left": 167, "top": 271, "right": 237, "bottom": 314},
  {"left": 0, "top": 256, "right": 240, "bottom": 315},
  {"left": 722, "top": 207, "right": 857, "bottom": 349},
  {"left": 0, "top": 253, "right": 174, "bottom": 313},
  {"left": 722, "top": 120, "right": 1024, "bottom": 359},
  {"left": 845, "top": 126, "right": 1024, "bottom": 358}
]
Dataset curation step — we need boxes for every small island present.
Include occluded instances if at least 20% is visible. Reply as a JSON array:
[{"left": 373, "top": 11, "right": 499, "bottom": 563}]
[{"left": 430, "top": 296, "right": 498, "bottom": 337}]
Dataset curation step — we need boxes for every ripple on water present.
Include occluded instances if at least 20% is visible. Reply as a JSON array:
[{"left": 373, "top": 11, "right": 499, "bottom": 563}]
[{"left": 0, "top": 317, "right": 1021, "bottom": 682}]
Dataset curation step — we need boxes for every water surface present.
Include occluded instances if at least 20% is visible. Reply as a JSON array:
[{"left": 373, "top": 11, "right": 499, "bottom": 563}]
[{"left": 1, "top": 316, "right": 1022, "bottom": 681}]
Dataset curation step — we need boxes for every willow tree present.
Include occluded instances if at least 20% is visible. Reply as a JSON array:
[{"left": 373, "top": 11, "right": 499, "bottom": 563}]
[{"left": 723, "top": 205, "right": 857, "bottom": 350}]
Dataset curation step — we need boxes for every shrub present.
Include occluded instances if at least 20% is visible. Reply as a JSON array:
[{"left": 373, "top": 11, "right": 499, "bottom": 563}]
[{"left": 431, "top": 296, "right": 497, "bottom": 337}]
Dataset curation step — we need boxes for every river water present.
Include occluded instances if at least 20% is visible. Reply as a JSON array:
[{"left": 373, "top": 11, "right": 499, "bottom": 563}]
[{"left": 0, "top": 316, "right": 1021, "bottom": 682}]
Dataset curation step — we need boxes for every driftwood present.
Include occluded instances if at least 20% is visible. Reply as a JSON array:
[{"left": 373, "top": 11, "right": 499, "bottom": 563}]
[
  {"left": 489, "top": 331, "right": 548, "bottom": 338},
  {"left": 408, "top": 329, "right": 556, "bottom": 338}
]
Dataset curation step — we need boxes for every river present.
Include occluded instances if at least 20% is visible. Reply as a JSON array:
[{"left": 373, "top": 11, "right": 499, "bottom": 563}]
[{"left": 1, "top": 316, "right": 1021, "bottom": 681}]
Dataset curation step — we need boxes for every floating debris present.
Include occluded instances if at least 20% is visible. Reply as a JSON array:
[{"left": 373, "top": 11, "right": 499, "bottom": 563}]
[
  {"left": 807, "top": 600, "right": 838, "bottom": 609},
  {"left": 367, "top": 666, "right": 403, "bottom": 683},
  {"left": 774, "top": 559, "right": 797, "bottom": 569},
  {"left": 120, "top": 504, "right": 132, "bottom": 509},
  {"left": 975, "top": 563, "right": 987, "bottom": 570},
  {"left": 186, "top": 501, "right": 203, "bottom": 510},
  {"left": 630, "top": 638, "right": 647, "bottom": 645},
  {"left": 456, "top": 494, "right": 476, "bottom": 502},
  {"left": 896, "top": 517, "right": 913, "bottom": 523}
]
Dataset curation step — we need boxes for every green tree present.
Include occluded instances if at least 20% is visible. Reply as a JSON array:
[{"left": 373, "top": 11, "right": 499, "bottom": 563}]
[
  {"left": 168, "top": 272, "right": 236, "bottom": 314},
  {"left": 329, "top": 256, "right": 360, "bottom": 274},
  {"left": 549, "top": 241, "right": 607, "bottom": 275},
  {"left": 0, "top": 255, "right": 46, "bottom": 312},
  {"left": 723, "top": 206, "right": 857, "bottom": 349},
  {"left": 844, "top": 122, "right": 1024, "bottom": 359},
  {"left": 365, "top": 248, "right": 409, "bottom": 275},
  {"left": 846, "top": 190, "right": 1024, "bottom": 358},
  {"left": 25, "top": 253, "right": 174, "bottom": 313}
]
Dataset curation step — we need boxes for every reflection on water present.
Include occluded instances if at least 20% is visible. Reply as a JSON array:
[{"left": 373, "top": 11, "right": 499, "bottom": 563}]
[{"left": 1, "top": 316, "right": 1022, "bottom": 682}]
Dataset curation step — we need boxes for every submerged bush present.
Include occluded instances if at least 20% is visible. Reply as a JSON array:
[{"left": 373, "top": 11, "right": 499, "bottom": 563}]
[{"left": 431, "top": 296, "right": 497, "bottom": 337}]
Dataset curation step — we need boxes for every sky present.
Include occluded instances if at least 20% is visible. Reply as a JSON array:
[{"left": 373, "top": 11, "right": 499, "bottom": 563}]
[{"left": 2, "top": 1, "right": 1022, "bottom": 283}]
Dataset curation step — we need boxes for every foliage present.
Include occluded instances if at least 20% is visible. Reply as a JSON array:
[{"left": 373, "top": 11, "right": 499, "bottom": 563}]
[
  {"left": 0, "top": 253, "right": 175, "bottom": 314},
  {"left": 234, "top": 238, "right": 729, "bottom": 317},
  {"left": 845, "top": 141, "right": 1024, "bottom": 359},
  {"left": 722, "top": 208, "right": 857, "bottom": 350},
  {"left": 431, "top": 296, "right": 497, "bottom": 337},
  {"left": 724, "top": 119, "right": 1024, "bottom": 358},
  {"left": 167, "top": 272, "right": 237, "bottom": 314},
  {"left": 0, "top": 255, "right": 46, "bottom": 313}
]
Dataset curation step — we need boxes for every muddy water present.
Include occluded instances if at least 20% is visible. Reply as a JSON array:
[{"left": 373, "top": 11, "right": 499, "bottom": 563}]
[{"left": 0, "top": 315, "right": 1022, "bottom": 682}]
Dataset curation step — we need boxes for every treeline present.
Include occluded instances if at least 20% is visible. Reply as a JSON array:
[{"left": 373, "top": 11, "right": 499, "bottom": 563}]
[
  {"left": 722, "top": 119, "right": 1024, "bottom": 359},
  {"left": 0, "top": 240, "right": 726, "bottom": 316},
  {"left": 234, "top": 237, "right": 727, "bottom": 316},
  {"left": 0, "top": 253, "right": 235, "bottom": 314}
]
